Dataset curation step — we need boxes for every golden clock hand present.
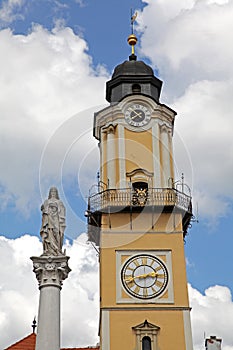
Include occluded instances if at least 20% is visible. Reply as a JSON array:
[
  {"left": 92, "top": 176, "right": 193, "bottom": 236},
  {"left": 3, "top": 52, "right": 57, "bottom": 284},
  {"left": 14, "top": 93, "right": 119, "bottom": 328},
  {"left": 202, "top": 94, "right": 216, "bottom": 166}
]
[
  {"left": 147, "top": 271, "right": 157, "bottom": 278},
  {"left": 125, "top": 271, "right": 157, "bottom": 283},
  {"left": 139, "top": 271, "right": 157, "bottom": 279},
  {"left": 131, "top": 112, "right": 142, "bottom": 120},
  {"left": 132, "top": 109, "right": 143, "bottom": 117},
  {"left": 124, "top": 276, "right": 134, "bottom": 283},
  {"left": 124, "top": 274, "right": 145, "bottom": 282}
]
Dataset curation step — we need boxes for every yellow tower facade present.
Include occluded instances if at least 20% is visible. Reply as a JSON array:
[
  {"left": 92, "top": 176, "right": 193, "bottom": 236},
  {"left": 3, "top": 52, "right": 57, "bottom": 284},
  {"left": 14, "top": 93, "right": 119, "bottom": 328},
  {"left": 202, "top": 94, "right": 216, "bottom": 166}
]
[{"left": 87, "top": 39, "right": 193, "bottom": 350}]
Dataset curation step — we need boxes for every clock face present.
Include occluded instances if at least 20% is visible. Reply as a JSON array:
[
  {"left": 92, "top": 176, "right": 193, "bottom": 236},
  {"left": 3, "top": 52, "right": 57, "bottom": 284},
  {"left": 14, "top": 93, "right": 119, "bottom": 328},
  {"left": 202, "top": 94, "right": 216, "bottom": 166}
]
[
  {"left": 121, "top": 254, "right": 168, "bottom": 299},
  {"left": 125, "top": 104, "right": 151, "bottom": 127}
]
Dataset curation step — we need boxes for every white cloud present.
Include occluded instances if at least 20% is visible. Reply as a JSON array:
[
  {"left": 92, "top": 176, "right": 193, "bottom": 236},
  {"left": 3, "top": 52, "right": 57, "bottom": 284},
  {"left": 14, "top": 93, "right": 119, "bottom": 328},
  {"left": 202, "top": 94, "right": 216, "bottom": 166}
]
[
  {"left": 173, "top": 79, "right": 233, "bottom": 218},
  {"left": 189, "top": 284, "right": 233, "bottom": 350},
  {"left": 0, "top": 235, "right": 40, "bottom": 348},
  {"left": 139, "top": 0, "right": 233, "bottom": 93},
  {"left": 74, "top": 0, "right": 85, "bottom": 6},
  {"left": 0, "top": 0, "right": 25, "bottom": 24},
  {"left": 0, "top": 24, "right": 109, "bottom": 216},
  {"left": 0, "top": 234, "right": 99, "bottom": 349},
  {"left": 61, "top": 234, "right": 99, "bottom": 347},
  {"left": 1, "top": 235, "right": 233, "bottom": 349},
  {"left": 137, "top": 0, "right": 233, "bottom": 220}
]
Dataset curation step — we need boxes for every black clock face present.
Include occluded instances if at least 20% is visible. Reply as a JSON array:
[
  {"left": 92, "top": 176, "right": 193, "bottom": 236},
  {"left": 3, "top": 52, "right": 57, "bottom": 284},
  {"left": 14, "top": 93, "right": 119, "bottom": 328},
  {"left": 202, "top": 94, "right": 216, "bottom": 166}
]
[
  {"left": 121, "top": 254, "right": 169, "bottom": 299},
  {"left": 129, "top": 108, "right": 145, "bottom": 122},
  {"left": 125, "top": 104, "right": 151, "bottom": 127}
]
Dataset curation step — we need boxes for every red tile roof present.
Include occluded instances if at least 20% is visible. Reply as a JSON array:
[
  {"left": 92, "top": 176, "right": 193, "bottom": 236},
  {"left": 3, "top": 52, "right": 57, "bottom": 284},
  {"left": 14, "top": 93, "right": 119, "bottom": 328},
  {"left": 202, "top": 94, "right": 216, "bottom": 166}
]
[
  {"left": 4, "top": 333, "right": 100, "bottom": 350},
  {"left": 4, "top": 333, "right": 36, "bottom": 350}
]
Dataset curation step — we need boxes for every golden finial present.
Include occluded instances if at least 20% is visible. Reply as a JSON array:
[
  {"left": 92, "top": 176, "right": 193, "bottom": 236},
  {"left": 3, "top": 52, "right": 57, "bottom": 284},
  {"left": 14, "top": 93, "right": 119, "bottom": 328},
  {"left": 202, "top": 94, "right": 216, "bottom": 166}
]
[{"left": 128, "top": 9, "right": 138, "bottom": 59}]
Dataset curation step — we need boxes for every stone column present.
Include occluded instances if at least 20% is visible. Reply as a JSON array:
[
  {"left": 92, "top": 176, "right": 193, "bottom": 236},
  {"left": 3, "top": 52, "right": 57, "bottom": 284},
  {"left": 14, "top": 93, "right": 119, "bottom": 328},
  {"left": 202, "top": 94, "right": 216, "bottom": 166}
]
[
  {"left": 31, "top": 187, "right": 71, "bottom": 350},
  {"left": 31, "top": 255, "right": 71, "bottom": 350}
]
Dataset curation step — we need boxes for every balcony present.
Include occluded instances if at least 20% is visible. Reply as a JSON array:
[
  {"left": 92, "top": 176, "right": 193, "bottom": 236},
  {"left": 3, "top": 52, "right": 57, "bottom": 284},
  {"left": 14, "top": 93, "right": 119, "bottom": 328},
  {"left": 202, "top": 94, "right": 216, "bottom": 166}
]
[
  {"left": 86, "top": 187, "right": 192, "bottom": 244},
  {"left": 88, "top": 187, "right": 192, "bottom": 214}
]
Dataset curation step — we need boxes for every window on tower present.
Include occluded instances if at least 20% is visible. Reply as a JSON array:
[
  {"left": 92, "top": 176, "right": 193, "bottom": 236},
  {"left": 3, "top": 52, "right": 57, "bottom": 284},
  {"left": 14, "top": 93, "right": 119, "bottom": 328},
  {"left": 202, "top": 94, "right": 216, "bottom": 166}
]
[
  {"left": 142, "top": 336, "right": 152, "bottom": 350},
  {"left": 132, "top": 83, "right": 141, "bottom": 94},
  {"left": 132, "top": 320, "right": 160, "bottom": 350}
]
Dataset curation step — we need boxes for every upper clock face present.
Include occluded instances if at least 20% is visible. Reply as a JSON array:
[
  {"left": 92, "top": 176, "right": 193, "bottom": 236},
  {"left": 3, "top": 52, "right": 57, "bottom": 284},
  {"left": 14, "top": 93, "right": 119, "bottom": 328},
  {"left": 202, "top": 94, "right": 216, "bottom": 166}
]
[
  {"left": 121, "top": 254, "right": 168, "bottom": 299},
  {"left": 125, "top": 104, "right": 151, "bottom": 127}
]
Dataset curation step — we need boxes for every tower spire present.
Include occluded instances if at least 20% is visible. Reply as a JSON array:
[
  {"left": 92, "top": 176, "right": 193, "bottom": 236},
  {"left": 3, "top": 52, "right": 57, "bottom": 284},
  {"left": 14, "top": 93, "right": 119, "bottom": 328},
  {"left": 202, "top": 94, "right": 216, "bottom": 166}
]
[
  {"left": 32, "top": 317, "right": 37, "bottom": 334},
  {"left": 128, "top": 9, "right": 138, "bottom": 60},
  {"left": 130, "top": 8, "right": 137, "bottom": 34}
]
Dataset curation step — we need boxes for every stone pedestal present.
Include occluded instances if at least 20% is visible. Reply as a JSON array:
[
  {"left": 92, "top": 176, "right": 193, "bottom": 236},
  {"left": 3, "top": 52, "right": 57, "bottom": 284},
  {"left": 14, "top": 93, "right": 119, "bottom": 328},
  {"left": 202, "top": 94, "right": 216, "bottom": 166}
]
[{"left": 31, "top": 255, "right": 71, "bottom": 350}]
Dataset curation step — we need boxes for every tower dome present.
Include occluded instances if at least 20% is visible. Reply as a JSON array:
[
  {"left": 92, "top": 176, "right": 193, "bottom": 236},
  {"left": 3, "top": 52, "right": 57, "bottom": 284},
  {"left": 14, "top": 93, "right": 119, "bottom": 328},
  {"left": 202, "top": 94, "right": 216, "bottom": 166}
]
[
  {"left": 106, "top": 55, "right": 163, "bottom": 103},
  {"left": 112, "top": 59, "right": 154, "bottom": 77}
]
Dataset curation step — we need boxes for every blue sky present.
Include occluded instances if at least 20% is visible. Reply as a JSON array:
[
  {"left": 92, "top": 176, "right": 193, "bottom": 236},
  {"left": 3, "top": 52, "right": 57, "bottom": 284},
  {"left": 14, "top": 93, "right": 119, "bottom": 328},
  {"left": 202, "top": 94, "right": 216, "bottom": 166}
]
[
  {"left": 6, "top": 0, "right": 144, "bottom": 68},
  {"left": 0, "top": 0, "right": 233, "bottom": 349}
]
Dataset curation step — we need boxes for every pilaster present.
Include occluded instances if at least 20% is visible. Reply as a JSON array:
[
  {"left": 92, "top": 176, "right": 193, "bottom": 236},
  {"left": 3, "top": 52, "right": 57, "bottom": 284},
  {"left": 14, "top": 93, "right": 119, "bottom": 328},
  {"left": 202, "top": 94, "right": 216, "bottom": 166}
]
[
  {"left": 103, "top": 124, "right": 116, "bottom": 188},
  {"left": 160, "top": 124, "right": 172, "bottom": 187},
  {"left": 152, "top": 122, "right": 161, "bottom": 187},
  {"left": 118, "top": 124, "right": 126, "bottom": 188}
]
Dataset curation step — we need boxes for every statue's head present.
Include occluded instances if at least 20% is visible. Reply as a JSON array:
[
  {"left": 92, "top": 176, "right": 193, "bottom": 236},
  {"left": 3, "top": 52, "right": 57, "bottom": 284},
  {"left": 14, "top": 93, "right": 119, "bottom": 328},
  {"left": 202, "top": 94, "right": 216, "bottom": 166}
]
[{"left": 48, "top": 187, "right": 59, "bottom": 199}]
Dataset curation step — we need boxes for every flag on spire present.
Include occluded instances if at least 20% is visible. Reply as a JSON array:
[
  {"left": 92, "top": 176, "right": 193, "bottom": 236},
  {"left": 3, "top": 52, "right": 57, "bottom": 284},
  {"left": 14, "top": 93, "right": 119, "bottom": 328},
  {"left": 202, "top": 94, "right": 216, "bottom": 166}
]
[{"left": 131, "top": 11, "right": 137, "bottom": 24}]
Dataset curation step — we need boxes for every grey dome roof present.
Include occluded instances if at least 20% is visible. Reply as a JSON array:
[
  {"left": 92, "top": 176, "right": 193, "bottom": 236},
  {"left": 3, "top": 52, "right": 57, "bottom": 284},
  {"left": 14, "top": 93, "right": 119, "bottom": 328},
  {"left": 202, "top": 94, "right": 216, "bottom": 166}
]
[
  {"left": 112, "top": 60, "right": 154, "bottom": 78},
  {"left": 106, "top": 56, "right": 163, "bottom": 103}
]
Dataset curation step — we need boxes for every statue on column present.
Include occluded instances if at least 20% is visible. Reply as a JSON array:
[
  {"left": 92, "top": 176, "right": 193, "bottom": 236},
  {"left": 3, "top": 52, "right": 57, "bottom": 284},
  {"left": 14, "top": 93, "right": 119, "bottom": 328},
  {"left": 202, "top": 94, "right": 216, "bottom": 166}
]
[{"left": 40, "top": 187, "right": 66, "bottom": 256}]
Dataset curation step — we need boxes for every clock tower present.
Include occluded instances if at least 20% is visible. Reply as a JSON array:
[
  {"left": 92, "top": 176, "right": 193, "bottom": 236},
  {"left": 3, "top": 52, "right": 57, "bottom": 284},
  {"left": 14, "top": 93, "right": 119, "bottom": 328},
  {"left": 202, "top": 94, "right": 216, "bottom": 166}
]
[{"left": 86, "top": 32, "right": 193, "bottom": 350}]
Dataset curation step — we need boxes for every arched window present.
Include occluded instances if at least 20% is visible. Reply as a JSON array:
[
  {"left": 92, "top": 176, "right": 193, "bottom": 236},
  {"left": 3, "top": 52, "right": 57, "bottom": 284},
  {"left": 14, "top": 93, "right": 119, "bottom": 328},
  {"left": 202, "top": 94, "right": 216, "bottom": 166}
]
[
  {"left": 132, "top": 83, "right": 141, "bottom": 94},
  {"left": 132, "top": 320, "right": 160, "bottom": 350},
  {"left": 142, "top": 336, "right": 152, "bottom": 350}
]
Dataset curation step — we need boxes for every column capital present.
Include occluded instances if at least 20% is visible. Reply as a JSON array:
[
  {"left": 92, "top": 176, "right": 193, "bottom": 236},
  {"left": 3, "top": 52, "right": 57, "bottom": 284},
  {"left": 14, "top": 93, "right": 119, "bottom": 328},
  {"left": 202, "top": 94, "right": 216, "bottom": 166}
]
[
  {"left": 31, "top": 255, "right": 71, "bottom": 289},
  {"left": 102, "top": 124, "right": 116, "bottom": 134},
  {"left": 160, "top": 123, "right": 169, "bottom": 133},
  {"left": 161, "top": 124, "right": 173, "bottom": 139}
]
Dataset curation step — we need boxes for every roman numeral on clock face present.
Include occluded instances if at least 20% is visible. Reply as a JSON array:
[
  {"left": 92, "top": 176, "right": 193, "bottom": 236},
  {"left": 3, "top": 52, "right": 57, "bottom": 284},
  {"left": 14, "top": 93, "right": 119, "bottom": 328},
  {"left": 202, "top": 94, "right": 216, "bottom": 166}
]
[
  {"left": 155, "top": 280, "right": 164, "bottom": 288},
  {"left": 134, "top": 285, "right": 141, "bottom": 295}
]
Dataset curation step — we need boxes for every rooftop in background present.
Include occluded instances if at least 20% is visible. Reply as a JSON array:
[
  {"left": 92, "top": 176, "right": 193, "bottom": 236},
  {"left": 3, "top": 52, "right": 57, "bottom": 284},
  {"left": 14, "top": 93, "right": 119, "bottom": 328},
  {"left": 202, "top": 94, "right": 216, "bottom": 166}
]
[
  {"left": 4, "top": 333, "right": 99, "bottom": 350},
  {"left": 4, "top": 333, "right": 36, "bottom": 350}
]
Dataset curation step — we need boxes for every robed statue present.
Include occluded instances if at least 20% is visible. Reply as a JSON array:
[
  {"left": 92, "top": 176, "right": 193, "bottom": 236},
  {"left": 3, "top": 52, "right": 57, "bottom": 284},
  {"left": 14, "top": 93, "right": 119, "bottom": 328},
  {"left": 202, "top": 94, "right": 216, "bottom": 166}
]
[{"left": 40, "top": 187, "right": 66, "bottom": 256}]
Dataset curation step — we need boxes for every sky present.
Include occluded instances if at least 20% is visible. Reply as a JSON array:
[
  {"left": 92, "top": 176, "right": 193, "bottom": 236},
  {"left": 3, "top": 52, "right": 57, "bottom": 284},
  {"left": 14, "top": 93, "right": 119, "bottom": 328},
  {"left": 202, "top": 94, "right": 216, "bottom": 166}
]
[{"left": 0, "top": 0, "right": 232, "bottom": 349}]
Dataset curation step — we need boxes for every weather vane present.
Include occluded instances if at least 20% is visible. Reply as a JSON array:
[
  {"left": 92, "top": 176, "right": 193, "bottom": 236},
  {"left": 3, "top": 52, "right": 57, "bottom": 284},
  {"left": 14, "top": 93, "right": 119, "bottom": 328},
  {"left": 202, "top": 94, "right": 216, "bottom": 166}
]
[
  {"left": 128, "top": 9, "right": 138, "bottom": 58},
  {"left": 130, "top": 8, "right": 138, "bottom": 34}
]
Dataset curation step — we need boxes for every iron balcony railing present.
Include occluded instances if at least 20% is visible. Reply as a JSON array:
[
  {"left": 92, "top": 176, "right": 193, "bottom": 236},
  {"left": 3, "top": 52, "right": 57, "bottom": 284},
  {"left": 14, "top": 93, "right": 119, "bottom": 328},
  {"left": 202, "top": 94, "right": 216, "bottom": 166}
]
[{"left": 88, "top": 188, "right": 192, "bottom": 214}]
